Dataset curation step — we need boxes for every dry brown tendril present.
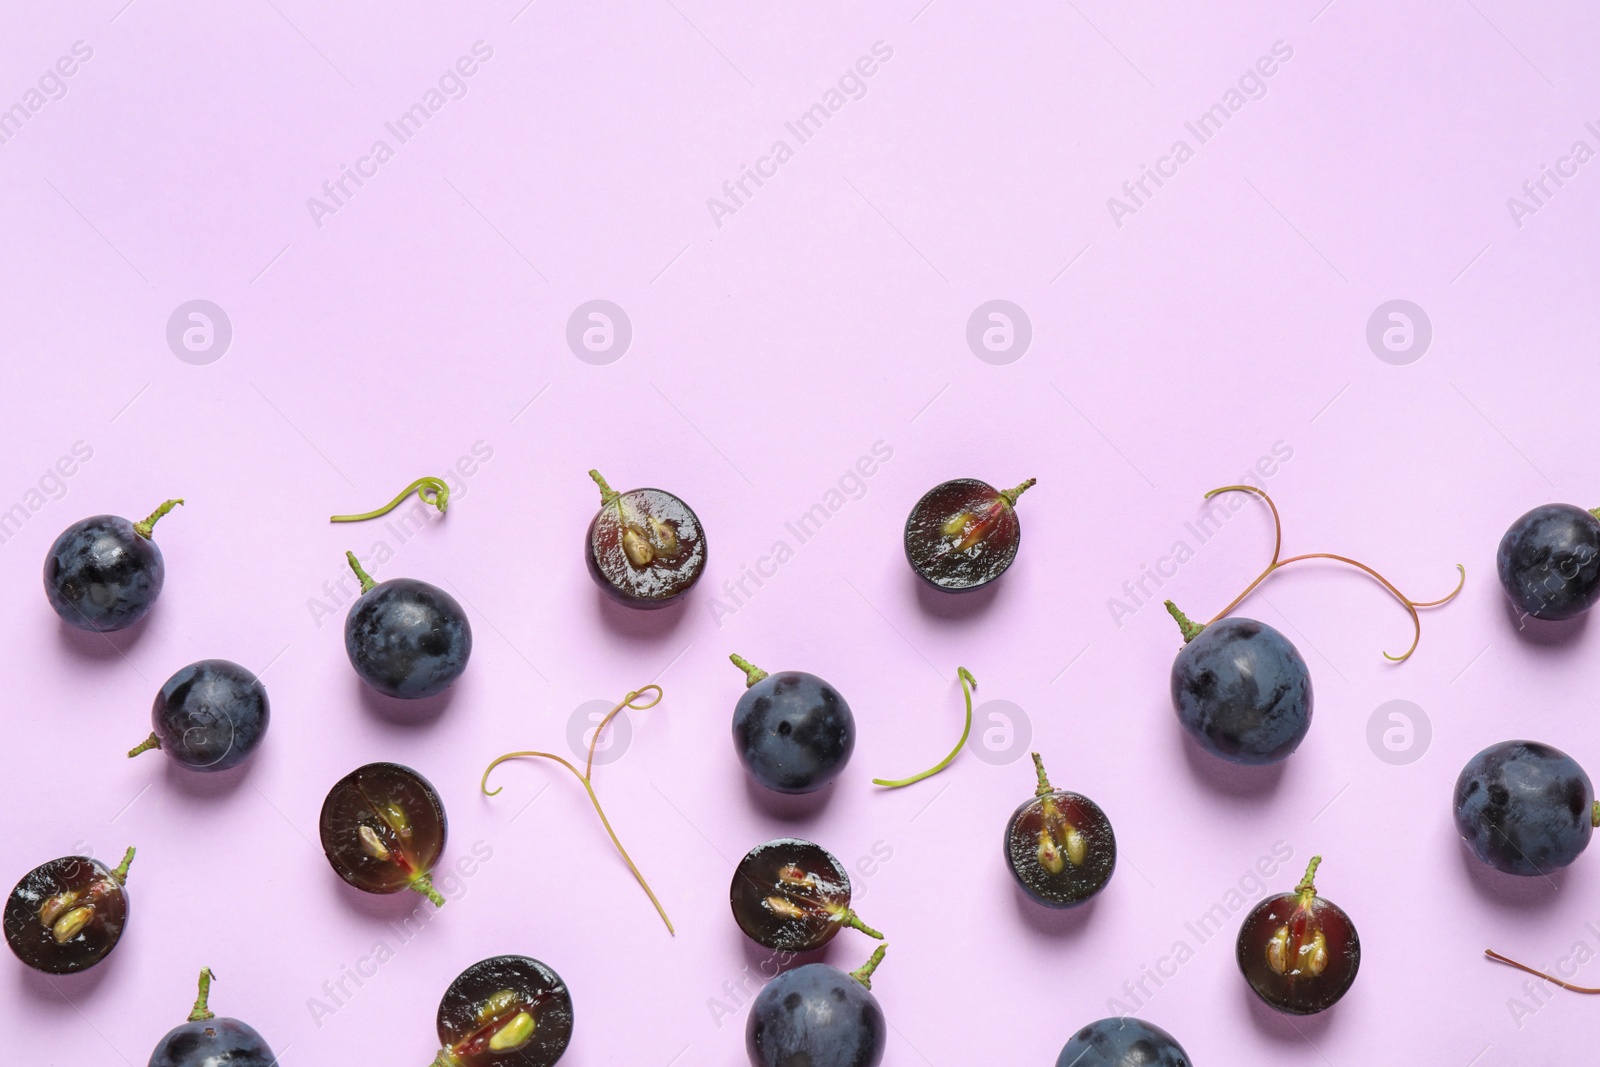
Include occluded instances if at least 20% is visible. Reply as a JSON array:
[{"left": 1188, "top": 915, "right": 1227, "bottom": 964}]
[
  {"left": 1184, "top": 485, "right": 1464, "bottom": 662},
  {"left": 1484, "top": 948, "right": 1600, "bottom": 994},
  {"left": 480, "top": 684, "right": 673, "bottom": 934}
]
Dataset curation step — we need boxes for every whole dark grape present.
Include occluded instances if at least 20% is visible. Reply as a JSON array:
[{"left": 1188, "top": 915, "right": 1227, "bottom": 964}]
[
  {"left": 746, "top": 947, "right": 887, "bottom": 1067},
  {"left": 43, "top": 500, "right": 182, "bottom": 631},
  {"left": 343, "top": 552, "right": 472, "bottom": 700},
  {"left": 1497, "top": 504, "right": 1600, "bottom": 621},
  {"left": 130, "top": 659, "right": 269, "bottom": 772},
  {"left": 1454, "top": 740, "right": 1595, "bottom": 875},
  {"left": 1168, "top": 612, "right": 1312, "bottom": 765},
  {"left": 1055, "top": 1017, "right": 1190, "bottom": 1067},
  {"left": 729, "top": 656, "right": 854, "bottom": 794},
  {"left": 148, "top": 968, "right": 277, "bottom": 1067}
]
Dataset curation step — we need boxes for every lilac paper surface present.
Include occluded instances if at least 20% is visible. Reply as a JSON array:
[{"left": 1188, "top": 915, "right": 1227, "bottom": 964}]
[{"left": 3, "top": 2, "right": 1599, "bottom": 1064}]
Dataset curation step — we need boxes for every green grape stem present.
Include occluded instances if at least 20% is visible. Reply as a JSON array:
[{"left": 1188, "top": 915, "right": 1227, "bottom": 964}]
[
  {"left": 188, "top": 967, "right": 216, "bottom": 1022},
  {"left": 729, "top": 653, "right": 769, "bottom": 688},
  {"left": 850, "top": 944, "right": 888, "bottom": 990},
  {"left": 872, "top": 667, "right": 977, "bottom": 789},
  {"left": 133, "top": 499, "right": 184, "bottom": 539}
]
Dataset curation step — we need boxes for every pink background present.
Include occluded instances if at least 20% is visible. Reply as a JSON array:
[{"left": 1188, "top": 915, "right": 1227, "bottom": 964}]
[{"left": 4, "top": 1, "right": 1600, "bottom": 1063}]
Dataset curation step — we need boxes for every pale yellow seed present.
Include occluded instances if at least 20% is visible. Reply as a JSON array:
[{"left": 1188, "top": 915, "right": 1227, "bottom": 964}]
[
  {"left": 1065, "top": 827, "right": 1087, "bottom": 867},
  {"left": 1266, "top": 927, "right": 1290, "bottom": 975},
  {"left": 649, "top": 517, "right": 680, "bottom": 558},
  {"left": 38, "top": 889, "right": 82, "bottom": 927},
  {"left": 488, "top": 1011, "right": 535, "bottom": 1051},
  {"left": 381, "top": 800, "right": 409, "bottom": 834},
  {"left": 1302, "top": 931, "right": 1328, "bottom": 977},
  {"left": 622, "top": 526, "right": 655, "bottom": 567},
  {"left": 941, "top": 513, "right": 973, "bottom": 539},
  {"left": 359, "top": 824, "right": 391, "bottom": 862},
  {"left": 52, "top": 905, "right": 94, "bottom": 944},
  {"left": 477, "top": 989, "right": 519, "bottom": 1024},
  {"left": 765, "top": 896, "right": 807, "bottom": 920}
]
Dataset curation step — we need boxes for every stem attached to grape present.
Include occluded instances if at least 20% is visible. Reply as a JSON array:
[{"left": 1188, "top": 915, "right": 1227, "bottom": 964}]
[
  {"left": 345, "top": 550, "right": 378, "bottom": 594},
  {"left": 188, "top": 967, "right": 217, "bottom": 1022},
  {"left": 730, "top": 653, "right": 769, "bottom": 688},
  {"left": 134, "top": 499, "right": 184, "bottom": 539},
  {"left": 850, "top": 944, "right": 888, "bottom": 990}
]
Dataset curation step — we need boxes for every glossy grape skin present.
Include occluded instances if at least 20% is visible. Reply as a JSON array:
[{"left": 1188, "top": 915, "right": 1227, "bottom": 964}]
[
  {"left": 150, "top": 659, "right": 269, "bottom": 772},
  {"left": 320, "top": 763, "right": 447, "bottom": 898},
  {"left": 4, "top": 855, "right": 129, "bottom": 974},
  {"left": 1454, "top": 740, "right": 1594, "bottom": 876},
  {"left": 345, "top": 577, "right": 472, "bottom": 699},
  {"left": 43, "top": 515, "right": 164, "bottom": 631},
  {"left": 1005, "top": 790, "right": 1115, "bottom": 908},
  {"left": 586, "top": 486, "right": 706, "bottom": 608},
  {"left": 1055, "top": 1017, "right": 1190, "bottom": 1067},
  {"left": 1171, "top": 617, "right": 1312, "bottom": 765},
  {"left": 903, "top": 478, "right": 1025, "bottom": 592},
  {"left": 1237, "top": 888, "right": 1360, "bottom": 1014},
  {"left": 435, "top": 956, "right": 573, "bottom": 1067},
  {"left": 1497, "top": 504, "right": 1600, "bottom": 621},
  {"left": 149, "top": 1017, "right": 275, "bottom": 1067},
  {"left": 733, "top": 671, "right": 855, "bottom": 794},
  {"left": 731, "top": 839, "right": 869, "bottom": 951},
  {"left": 745, "top": 964, "right": 885, "bottom": 1067}
]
